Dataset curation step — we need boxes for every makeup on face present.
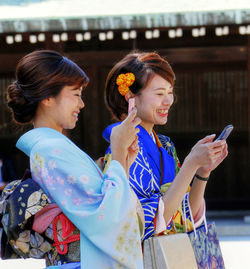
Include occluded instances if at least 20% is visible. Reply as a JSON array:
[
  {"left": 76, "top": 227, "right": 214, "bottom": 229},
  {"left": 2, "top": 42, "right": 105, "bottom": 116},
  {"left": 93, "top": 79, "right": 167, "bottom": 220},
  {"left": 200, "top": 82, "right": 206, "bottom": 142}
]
[{"left": 133, "top": 74, "right": 174, "bottom": 133}]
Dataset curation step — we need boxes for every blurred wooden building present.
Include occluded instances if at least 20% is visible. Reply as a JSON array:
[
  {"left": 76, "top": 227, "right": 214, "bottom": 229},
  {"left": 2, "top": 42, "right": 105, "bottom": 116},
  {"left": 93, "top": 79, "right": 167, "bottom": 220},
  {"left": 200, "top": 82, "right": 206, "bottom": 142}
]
[{"left": 0, "top": 0, "right": 249, "bottom": 210}]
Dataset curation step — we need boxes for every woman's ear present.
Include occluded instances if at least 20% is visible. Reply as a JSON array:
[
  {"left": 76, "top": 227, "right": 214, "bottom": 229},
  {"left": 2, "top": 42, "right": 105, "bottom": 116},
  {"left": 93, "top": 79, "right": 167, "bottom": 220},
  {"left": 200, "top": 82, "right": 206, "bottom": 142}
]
[
  {"left": 41, "top": 97, "right": 53, "bottom": 107},
  {"left": 124, "top": 91, "right": 135, "bottom": 102}
]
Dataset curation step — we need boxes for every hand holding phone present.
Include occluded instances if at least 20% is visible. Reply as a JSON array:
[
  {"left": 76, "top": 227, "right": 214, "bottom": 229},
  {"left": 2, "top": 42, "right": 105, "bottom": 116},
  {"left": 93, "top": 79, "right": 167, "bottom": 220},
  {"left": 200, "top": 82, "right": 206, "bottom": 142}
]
[
  {"left": 128, "top": 98, "right": 135, "bottom": 114},
  {"left": 216, "top": 124, "right": 234, "bottom": 140}
]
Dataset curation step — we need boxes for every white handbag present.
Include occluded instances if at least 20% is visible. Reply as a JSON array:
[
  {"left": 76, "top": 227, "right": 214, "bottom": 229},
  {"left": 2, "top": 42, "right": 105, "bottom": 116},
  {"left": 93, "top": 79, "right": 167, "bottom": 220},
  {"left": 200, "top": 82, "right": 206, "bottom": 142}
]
[{"left": 143, "top": 232, "right": 198, "bottom": 269}]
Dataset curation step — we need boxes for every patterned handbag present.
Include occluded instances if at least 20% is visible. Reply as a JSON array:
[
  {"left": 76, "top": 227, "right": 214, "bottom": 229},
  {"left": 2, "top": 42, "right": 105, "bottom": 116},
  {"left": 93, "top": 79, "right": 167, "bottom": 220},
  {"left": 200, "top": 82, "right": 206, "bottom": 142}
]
[{"left": 183, "top": 194, "right": 225, "bottom": 269}]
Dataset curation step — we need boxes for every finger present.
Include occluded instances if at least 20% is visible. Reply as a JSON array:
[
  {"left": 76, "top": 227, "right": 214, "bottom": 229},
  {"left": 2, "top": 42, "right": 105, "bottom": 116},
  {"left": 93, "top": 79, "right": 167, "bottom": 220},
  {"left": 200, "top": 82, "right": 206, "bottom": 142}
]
[
  {"left": 134, "top": 127, "right": 141, "bottom": 135},
  {"left": 205, "top": 139, "right": 226, "bottom": 150},
  {"left": 196, "top": 134, "right": 216, "bottom": 145},
  {"left": 211, "top": 144, "right": 228, "bottom": 157},
  {"left": 210, "top": 139, "right": 227, "bottom": 149},
  {"left": 123, "top": 107, "right": 138, "bottom": 124},
  {"left": 212, "top": 146, "right": 228, "bottom": 159},
  {"left": 212, "top": 150, "right": 228, "bottom": 165},
  {"left": 221, "top": 144, "right": 228, "bottom": 158},
  {"left": 130, "top": 137, "right": 138, "bottom": 150},
  {"left": 130, "top": 144, "right": 139, "bottom": 152},
  {"left": 212, "top": 150, "right": 224, "bottom": 159},
  {"left": 223, "top": 143, "right": 228, "bottom": 153},
  {"left": 131, "top": 116, "right": 141, "bottom": 127}
]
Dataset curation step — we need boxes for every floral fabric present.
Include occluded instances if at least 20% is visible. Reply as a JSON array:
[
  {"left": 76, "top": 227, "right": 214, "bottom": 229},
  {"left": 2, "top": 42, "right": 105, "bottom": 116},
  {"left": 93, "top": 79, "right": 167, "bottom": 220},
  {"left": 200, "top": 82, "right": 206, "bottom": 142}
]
[
  {"left": 188, "top": 222, "right": 225, "bottom": 269},
  {"left": 16, "top": 127, "right": 143, "bottom": 269},
  {"left": 0, "top": 176, "right": 81, "bottom": 266}
]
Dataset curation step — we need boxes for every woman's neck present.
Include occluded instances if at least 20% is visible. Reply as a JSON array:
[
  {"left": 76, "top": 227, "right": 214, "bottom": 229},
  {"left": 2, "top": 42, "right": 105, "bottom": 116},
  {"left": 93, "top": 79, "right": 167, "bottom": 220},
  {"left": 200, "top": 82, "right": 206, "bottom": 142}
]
[
  {"left": 33, "top": 117, "right": 63, "bottom": 133},
  {"left": 139, "top": 122, "right": 154, "bottom": 134}
]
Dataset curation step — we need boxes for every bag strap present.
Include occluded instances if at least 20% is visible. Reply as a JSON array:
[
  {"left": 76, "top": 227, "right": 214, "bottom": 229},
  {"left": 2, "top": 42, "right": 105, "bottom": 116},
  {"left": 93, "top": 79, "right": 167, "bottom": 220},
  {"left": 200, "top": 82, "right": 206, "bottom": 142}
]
[{"left": 182, "top": 193, "right": 208, "bottom": 239}]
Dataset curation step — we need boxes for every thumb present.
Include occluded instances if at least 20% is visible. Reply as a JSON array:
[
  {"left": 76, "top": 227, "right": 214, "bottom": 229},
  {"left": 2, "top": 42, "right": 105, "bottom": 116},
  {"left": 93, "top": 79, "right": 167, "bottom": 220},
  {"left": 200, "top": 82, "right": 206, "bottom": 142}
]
[{"left": 197, "top": 134, "right": 216, "bottom": 145}]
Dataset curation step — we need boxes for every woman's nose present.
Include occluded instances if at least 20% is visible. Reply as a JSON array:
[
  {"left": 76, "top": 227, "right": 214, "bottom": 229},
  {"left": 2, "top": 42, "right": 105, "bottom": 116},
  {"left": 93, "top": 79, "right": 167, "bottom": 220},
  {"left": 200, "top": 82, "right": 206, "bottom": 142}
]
[
  {"left": 79, "top": 98, "right": 85, "bottom": 109},
  {"left": 163, "top": 94, "right": 173, "bottom": 105}
]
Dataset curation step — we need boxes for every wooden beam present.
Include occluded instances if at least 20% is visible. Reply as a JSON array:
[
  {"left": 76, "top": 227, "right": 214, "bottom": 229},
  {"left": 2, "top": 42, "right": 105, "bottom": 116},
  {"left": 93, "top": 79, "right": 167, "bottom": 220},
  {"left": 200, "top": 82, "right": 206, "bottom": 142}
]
[
  {"left": 68, "top": 46, "right": 248, "bottom": 65},
  {"left": 0, "top": 46, "right": 247, "bottom": 75}
]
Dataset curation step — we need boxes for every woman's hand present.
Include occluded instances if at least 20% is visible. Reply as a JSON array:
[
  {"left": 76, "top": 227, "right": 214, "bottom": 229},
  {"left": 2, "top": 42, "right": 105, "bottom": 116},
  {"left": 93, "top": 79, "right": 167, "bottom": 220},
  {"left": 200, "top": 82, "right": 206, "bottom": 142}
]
[
  {"left": 110, "top": 108, "right": 141, "bottom": 173},
  {"left": 127, "top": 135, "right": 139, "bottom": 169},
  {"left": 196, "top": 140, "right": 228, "bottom": 178},
  {"left": 185, "top": 134, "right": 227, "bottom": 171}
]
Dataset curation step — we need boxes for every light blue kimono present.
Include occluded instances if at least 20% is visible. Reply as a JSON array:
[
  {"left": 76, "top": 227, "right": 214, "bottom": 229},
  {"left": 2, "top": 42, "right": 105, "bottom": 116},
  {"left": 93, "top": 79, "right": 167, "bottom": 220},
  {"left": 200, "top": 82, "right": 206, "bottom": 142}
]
[{"left": 16, "top": 127, "right": 143, "bottom": 269}]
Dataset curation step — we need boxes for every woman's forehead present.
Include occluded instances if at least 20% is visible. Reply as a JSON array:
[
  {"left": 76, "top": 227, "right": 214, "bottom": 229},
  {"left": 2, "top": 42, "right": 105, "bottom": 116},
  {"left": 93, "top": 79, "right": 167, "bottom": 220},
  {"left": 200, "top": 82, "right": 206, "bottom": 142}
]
[
  {"left": 65, "top": 84, "right": 83, "bottom": 91},
  {"left": 144, "top": 73, "right": 173, "bottom": 89}
]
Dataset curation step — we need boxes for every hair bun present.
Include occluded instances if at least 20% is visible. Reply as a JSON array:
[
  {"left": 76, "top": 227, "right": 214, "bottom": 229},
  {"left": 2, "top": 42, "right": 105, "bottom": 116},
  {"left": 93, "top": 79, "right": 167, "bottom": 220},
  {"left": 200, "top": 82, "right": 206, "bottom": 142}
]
[{"left": 7, "top": 81, "right": 36, "bottom": 124}]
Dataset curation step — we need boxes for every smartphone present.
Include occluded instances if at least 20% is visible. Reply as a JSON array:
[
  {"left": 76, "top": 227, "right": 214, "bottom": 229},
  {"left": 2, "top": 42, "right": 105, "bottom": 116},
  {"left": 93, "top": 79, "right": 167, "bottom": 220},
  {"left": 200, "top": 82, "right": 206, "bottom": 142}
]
[
  {"left": 216, "top": 124, "right": 234, "bottom": 140},
  {"left": 128, "top": 98, "right": 135, "bottom": 114}
]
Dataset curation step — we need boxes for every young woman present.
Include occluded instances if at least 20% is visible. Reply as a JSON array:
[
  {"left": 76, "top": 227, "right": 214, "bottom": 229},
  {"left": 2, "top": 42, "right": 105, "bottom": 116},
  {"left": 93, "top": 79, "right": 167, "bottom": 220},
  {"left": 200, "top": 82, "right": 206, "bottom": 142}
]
[
  {"left": 6, "top": 50, "right": 143, "bottom": 268},
  {"left": 103, "top": 51, "right": 228, "bottom": 240}
]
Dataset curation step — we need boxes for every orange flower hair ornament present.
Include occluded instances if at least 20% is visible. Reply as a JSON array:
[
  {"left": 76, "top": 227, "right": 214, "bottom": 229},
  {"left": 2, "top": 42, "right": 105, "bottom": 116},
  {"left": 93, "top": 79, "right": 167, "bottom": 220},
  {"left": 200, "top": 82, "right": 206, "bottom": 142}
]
[{"left": 116, "top": 73, "right": 135, "bottom": 96}]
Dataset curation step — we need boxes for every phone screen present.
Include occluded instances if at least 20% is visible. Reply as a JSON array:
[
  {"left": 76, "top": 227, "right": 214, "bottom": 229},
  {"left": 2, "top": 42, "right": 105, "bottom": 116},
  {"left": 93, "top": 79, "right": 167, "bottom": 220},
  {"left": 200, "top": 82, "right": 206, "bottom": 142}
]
[{"left": 217, "top": 124, "right": 234, "bottom": 140}]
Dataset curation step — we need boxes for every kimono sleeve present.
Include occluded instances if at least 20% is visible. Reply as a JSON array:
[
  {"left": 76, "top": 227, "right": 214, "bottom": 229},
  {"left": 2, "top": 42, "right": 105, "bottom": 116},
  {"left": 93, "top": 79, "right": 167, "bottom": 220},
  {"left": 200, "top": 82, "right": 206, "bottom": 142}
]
[{"left": 30, "top": 138, "right": 142, "bottom": 261}]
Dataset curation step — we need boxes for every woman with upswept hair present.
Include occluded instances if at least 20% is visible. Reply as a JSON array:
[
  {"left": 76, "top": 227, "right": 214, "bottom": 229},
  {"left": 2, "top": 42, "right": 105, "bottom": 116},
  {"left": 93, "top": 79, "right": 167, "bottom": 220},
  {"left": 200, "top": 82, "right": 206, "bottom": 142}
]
[{"left": 6, "top": 50, "right": 144, "bottom": 269}]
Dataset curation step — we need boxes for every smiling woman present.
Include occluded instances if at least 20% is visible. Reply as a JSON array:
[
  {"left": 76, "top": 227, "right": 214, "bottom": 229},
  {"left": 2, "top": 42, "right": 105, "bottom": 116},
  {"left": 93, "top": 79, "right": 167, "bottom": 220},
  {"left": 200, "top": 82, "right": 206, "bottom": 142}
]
[
  {"left": 33, "top": 85, "right": 84, "bottom": 132},
  {"left": 127, "top": 74, "right": 174, "bottom": 133},
  {"left": 4, "top": 50, "right": 144, "bottom": 269},
  {"left": 103, "top": 51, "right": 228, "bottom": 250}
]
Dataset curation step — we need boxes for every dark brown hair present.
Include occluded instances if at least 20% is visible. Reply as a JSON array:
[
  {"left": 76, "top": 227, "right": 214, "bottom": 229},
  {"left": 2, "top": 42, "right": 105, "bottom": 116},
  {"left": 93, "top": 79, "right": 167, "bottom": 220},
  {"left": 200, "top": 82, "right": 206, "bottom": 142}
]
[
  {"left": 104, "top": 51, "right": 175, "bottom": 121},
  {"left": 7, "top": 50, "right": 89, "bottom": 124}
]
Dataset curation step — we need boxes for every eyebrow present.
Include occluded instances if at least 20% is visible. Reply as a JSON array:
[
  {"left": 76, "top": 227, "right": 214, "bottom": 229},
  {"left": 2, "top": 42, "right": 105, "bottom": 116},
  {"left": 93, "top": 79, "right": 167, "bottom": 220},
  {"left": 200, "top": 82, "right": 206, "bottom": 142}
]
[
  {"left": 153, "top": 86, "right": 173, "bottom": 91},
  {"left": 71, "top": 86, "right": 82, "bottom": 91}
]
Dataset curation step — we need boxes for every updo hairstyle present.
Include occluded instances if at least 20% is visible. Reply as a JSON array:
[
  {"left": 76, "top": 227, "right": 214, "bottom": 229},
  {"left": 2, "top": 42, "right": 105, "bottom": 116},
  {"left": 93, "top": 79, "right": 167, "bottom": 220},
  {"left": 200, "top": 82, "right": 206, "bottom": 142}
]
[{"left": 7, "top": 50, "right": 89, "bottom": 124}]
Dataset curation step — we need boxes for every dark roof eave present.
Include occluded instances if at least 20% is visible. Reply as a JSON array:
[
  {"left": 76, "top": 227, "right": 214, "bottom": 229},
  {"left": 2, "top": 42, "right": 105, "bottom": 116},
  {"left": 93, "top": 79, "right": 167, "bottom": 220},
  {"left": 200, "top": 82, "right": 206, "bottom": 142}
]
[{"left": 0, "top": 9, "right": 249, "bottom": 33}]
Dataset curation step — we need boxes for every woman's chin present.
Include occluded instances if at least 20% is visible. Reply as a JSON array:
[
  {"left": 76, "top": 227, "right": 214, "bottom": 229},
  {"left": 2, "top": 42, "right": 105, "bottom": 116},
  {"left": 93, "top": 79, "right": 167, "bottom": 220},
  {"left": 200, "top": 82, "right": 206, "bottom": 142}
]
[{"left": 156, "top": 119, "right": 168, "bottom": 126}]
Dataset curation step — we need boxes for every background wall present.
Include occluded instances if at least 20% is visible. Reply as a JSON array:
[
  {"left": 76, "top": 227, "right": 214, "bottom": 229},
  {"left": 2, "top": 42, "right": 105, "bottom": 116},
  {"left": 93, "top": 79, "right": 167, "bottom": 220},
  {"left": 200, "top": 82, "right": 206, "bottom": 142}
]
[{"left": 0, "top": 28, "right": 249, "bottom": 210}]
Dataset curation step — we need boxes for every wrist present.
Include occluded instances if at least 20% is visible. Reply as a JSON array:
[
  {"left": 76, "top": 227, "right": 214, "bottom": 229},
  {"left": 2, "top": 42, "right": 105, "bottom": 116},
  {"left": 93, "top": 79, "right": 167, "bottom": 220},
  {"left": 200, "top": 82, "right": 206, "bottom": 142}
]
[
  {"left": 111, "top": 150, "right": 126, "bottom": 167},
  {"left": 183, "top": 156, "right": 200, "bottom": 172},
  {"left": 196, "top": 168, "right": 211, "bottom": 178},
  {"left": 194, "top": 173, "right": 209, "bottom": 182}
]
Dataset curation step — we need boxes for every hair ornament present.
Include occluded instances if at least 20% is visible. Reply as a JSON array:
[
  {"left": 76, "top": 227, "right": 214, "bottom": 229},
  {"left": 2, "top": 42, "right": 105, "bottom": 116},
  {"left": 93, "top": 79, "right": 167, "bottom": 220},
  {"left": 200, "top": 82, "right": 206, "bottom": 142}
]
[{"left": 116, "top": 72, "right": 135, "bottom": 96}]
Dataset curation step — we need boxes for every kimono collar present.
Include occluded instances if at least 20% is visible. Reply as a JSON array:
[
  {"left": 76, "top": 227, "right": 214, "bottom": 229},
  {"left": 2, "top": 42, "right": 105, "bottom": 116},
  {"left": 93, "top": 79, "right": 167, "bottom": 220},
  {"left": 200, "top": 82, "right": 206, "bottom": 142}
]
[
  {"left": 103, "top": 122, "right": 159, "bottom": 153},
  {"left": 103, "top": 122, "right": 162, "bottom": 177},
  {"left": 102, "top": 122, "right": 120, "bottom": 143},
  {"left": 103, "top": 123, "right": 175, "bottom": 184},
  {"left": 103, "top": 122, "right": 155, "bottom": 144},
  {"left": 16, "top": 127, "right": 72, "bottom": 156},
  {"left": 137, "top": 127, "right": 176, "bottom": 185}
]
